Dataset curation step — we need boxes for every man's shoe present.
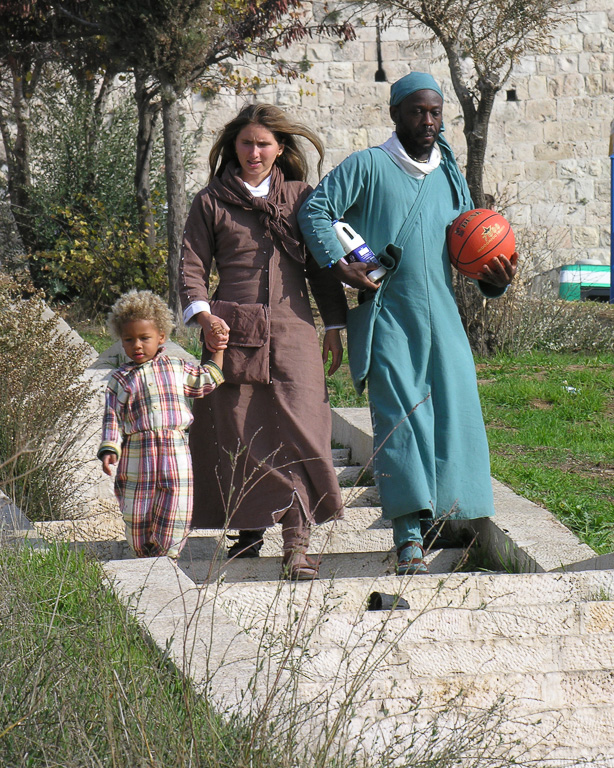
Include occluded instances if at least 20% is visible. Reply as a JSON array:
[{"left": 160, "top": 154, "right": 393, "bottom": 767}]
[{"left": 396, "top": 541, "right": 428, "bottom": 576}]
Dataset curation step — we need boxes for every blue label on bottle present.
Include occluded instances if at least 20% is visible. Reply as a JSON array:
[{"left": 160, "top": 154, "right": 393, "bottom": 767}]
[{"left": 349, "top": 244, "right": 379, "bottom": 265}]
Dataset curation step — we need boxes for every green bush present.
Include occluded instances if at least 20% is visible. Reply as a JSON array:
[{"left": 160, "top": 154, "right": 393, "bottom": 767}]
[
  {"left": 0, "top": 275, "right": 96, "bottom": 520},
  {"left": 31, "top": 197, "right": 168, "bottom": 312},
  {"left": 28, "top": 76, "right": 165, "bottom": 252}
]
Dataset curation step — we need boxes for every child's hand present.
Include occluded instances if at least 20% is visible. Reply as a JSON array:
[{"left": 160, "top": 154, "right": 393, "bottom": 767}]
[
  {"left": 210, "top": 321, "right": 230, "bottom": 345},
  {"left": 101, "top": 453, "right": 118, "bottom": 476}
]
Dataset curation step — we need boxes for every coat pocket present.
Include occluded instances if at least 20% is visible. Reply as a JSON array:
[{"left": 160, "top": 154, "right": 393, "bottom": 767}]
[{"left": 209, "top": 299, "right": 270, "bottom": 385}]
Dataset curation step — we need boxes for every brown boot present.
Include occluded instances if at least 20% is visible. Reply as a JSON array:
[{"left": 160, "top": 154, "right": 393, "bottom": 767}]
[{"left": 280, "top": 501, "right": 319, "bottom": 581}]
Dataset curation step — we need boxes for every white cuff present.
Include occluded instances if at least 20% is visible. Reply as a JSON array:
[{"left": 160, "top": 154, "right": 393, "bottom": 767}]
[
  {"left": 183, "top": 301, "right": 211, "bottom": 326},
  {"left": 324, "top": 324, "right": 346, "bottom": 331}
]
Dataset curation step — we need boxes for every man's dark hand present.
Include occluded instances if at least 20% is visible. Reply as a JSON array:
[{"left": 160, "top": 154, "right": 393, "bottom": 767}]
[
  {"left": 331, "top": 260, "right": 381, "bottom": 291},
  {"left": 477, "top": 251, "right": 519, "bottom": 288}
]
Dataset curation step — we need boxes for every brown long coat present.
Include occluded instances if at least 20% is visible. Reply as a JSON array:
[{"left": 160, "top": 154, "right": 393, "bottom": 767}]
[{"left": 179, "top": 164, "right": 347, "bottom": 529}]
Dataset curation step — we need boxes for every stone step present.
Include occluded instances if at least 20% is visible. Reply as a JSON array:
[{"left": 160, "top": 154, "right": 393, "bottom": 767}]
[
  {"left": 334, "top": 465, "right": 371, "bottom": 485},
  {"left": 178, "top": 548, "right": 464, "bottom": 584},
  {"left": 341, "top": 486, "right": 380, "bottom": 507},
  {"left": 103, "top": 557, "right": 614, "bottom": 765},
  {"left": 331, "top": 447, "right": 351, "bottom": 466},
  {"left": 195, "top": 572, "right": 614, "bottom": 617}
]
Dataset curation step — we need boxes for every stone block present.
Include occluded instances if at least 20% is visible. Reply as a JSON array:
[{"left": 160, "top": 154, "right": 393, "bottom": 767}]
[
  {"left": 380, "top": 23, "right": 410, "bottom": 43},
  {"left": 331, "top": 40, "right": 366, "bottom": 62},
  {"left": 573, "top": 226, "right": 601, "bottom": 248},
  {"left": 306, "top": 43, "right": 334, "bottom": 62},
  {"left": 578, "top": 12, "right": 609, "bottom": 33},
  {"left": 579, "top": 51, "right": 614, "bottom": 74},
  {"left": 585, "top": 73, "right": 604, "bottom": 94},
  {"left": 534, "top": 140, "right": 574, "bottom": 160},
  {"left": 586, "top": 202, "right": 610, "bottom": 226},
  {"left": 558, "top": 33, "right": 585, "bottom": 53},
  {"left": 559, "top": 634, "right": 614, "bottom": 672},
  {"left": 526, "top": 98, "right": 558, "bottom": 122},
  {"left": 537, "top": 56, "right": 557, "bottom": 75},
  {"left": 328, "top": 61, "right": 355, "bottom": 81},
  {"left": 583, "top": 33, "right": 614, "bottom": 52},
  {"left": 275, "top": 87, "right": 301, "bottom": 107},
  {"left": 581, "top": 602, "right": 614, "bottom": 634},
  {"left": 318, "top": 83, "right": 346, "bottom": 106},
  {"left": 392, "top": 635, "right": 559, "bottom": 678},
  {"left": 510, "top": 143, "right": 536, "bottom": 162},
  {"left": 573, "top": 177, "right": 596, "bottom": 203},
  {"left": 527, "top": 76, "right": 549, "bottom": 99},
  {"left": 558, "top": 670, "right": 614, "bottom": 706},
  {"left": 561, "top": 118, "right": 605, "bottom": 142},
  {"left": 524, "top": 162, "right": 555, "bottom": 182},
  {"left": 504, "top": 120, "right": 541, "bottom": 143},
  {"left": 299, "top": 88, "right": 319, "bottom": 109},
  {"left": 555, "top": 53, "right": 580, "bottom": 73}
]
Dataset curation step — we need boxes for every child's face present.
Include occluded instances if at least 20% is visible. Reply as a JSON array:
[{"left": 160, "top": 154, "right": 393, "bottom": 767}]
[{"left": 120, "top": 319, "right": 166, "bottom": 364}]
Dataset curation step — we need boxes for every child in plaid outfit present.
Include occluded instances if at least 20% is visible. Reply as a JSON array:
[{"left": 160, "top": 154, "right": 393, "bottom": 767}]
[{"left": 98, "top": 290, "right": 227, "bottom": 558}]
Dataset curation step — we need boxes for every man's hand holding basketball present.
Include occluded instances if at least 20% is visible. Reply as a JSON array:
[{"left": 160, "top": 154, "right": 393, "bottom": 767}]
[{"left": 477, "top": 251, "right": 519, "bottom": 287}]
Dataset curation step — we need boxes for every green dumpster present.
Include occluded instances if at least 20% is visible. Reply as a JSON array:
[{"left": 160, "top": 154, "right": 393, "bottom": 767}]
[{"left": 559, "top": 263, "right": 610, "bottom": 301}]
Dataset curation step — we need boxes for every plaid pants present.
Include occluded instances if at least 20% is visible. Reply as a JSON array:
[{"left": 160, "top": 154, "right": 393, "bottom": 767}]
[{"left": 115, "top": 430, "right": 192, "bottom": 558}]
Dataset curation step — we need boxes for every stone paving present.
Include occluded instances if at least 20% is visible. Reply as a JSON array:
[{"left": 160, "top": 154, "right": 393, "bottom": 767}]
[{"left": 5, "top": 335, "right": 614, "bottom": 766}]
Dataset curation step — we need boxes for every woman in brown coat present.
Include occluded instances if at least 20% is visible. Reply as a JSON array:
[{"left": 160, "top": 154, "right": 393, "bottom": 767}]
[{"left": 179, "top": 104, "right": 347, "bottom": 579}]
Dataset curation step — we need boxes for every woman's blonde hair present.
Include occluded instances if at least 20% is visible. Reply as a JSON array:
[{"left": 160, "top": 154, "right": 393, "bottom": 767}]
[
  {"left": 209, "top": 103, "right": 325, "bottom": 183},
  {"left": 107, "top": 290, "right": 174, "bottom": 339}
]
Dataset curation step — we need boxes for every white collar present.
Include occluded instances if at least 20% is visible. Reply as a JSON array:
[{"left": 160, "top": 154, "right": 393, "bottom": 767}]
[
  {"left": 242, "top": 175, "right": 271, "bottom": 198},
  {"left": 378, "top": 132, "right": 441, "bottom": 179}
]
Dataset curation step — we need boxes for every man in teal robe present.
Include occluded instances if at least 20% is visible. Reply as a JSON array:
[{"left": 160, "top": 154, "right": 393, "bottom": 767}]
[{"left": 298, "top": 72, "right": 517, "bottom": 575}]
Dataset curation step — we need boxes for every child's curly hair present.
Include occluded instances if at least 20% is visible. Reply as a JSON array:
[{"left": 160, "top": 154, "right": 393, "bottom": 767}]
[{"left": 107, "top": 290, "right": 175, "bottom": 339}]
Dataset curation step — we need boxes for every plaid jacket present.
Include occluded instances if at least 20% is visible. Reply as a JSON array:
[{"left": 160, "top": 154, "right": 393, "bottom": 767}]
[{"left": 98, "top": 351, "right": 224, "bottom": 460}]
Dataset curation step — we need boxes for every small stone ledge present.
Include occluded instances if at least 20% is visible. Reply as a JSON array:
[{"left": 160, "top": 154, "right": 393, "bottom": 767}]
[
  {"left": 331, "top": 407, "right": 601, "bottom": 574},
  {"left": 0, "top": 490, "right": 46, "bottom": 549}
]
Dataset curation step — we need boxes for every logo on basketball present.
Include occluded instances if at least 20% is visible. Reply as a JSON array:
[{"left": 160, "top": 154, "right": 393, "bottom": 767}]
[{"left": 447, "top": 209, "right": 515, "bottom": 278}]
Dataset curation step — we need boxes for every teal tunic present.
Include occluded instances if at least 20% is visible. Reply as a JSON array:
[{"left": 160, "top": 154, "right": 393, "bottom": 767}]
[{"left": 298, "top": 147, "right": 500, "bottom": 523}]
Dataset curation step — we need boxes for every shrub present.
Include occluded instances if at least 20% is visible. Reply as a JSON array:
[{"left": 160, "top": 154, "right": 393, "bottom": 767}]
[
  {"left": 31, "top": 197, "right": 168, "bottom": 312},
  {"left": 28, "top": 75, "right": 165, "bottom": 252},
  {"left": 0, "top": 275, "right": 96, "bottom": 521}
]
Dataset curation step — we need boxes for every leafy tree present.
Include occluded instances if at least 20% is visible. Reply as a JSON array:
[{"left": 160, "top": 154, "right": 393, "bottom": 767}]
[
  {"left": 371, "top": 0, "right": 569, "bottom": 207},
  {"left": 60, "top": 0, "right": 354, "bottom": 315},
  {"left": 0, "top": 0, "right": 113, "bottom": 251}
]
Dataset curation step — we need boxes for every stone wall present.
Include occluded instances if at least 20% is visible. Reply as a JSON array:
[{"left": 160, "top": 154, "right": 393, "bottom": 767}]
[{"left": 185, "top": 0, "right": 613, "bottom": 275}]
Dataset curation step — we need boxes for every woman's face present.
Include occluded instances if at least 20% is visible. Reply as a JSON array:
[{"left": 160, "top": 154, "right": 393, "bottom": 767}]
[{"left": 235, "top": 123, "right": 283, "bottom": 187}]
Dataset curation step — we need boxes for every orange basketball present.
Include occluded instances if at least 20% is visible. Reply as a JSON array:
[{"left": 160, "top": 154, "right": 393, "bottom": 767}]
[{"left": 447, "top": 209, "right": 515, "bottom": 279}]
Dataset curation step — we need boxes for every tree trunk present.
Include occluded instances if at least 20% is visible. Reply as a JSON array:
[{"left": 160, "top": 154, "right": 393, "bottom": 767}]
[
  {"left": 160, "top": 80, "right": 186, "bottom": 316},
  {"left": 134, "top": 72, "right": 159, "bottom": 248},
  {"left": 463, "top": 84, "right": 497, "bottom": 210},
  {"left": 443, "top": 42, "right": 498, "bottom": 209},
  {"left": 1, "top": 55, "right": 35, "bottom": 252}
]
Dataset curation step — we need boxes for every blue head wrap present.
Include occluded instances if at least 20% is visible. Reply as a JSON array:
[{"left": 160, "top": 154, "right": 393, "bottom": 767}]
[
  {"left": 389, "top": 72, "right": 471, "bottom": 210},
  {"left": 390, "top": 72, "right": 444, "bottom": 107}
]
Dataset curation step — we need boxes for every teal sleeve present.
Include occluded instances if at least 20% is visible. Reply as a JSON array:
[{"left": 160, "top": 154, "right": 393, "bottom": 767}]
[{"left": 297, "top": 151, "right": 373, "bottom": 269}]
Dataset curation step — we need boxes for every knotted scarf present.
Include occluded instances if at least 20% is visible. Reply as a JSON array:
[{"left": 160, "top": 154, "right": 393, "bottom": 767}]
[{"left": 208, "top": 162, "right": 305, "bottom": 263}]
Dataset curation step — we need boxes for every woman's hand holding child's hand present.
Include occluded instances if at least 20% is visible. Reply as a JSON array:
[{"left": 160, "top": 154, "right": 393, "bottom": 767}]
[
  {"left": 208, "top": 321, "right": 228, "bottom": 369},
  {"left": 198, "top": 312, "right": 230, "bottom": 352}
]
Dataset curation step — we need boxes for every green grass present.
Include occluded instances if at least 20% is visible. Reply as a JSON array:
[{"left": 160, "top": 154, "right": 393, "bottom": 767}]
[
  {"left": 326, "top": 351, "right": 368, "bottom": 409},
  {"left": 476, "top": 351, "right": 614, "bottom": 553},
  {"left": 0, "top": 544, "right": 280, "bottom": 768}
]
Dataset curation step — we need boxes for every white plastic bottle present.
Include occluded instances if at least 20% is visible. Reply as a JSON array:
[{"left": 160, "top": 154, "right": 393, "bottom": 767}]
[{"left": 332, "top": 220, "right": 387, "bottom": 282}]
